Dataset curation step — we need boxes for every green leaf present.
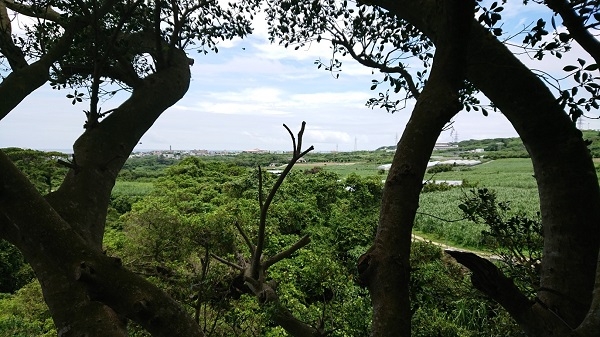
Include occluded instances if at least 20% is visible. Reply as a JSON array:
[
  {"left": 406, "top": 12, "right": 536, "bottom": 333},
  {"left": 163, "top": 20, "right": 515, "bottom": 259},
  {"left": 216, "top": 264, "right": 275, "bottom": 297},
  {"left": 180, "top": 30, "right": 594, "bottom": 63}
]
[
  {"left": 584, "top": 64, "right": 599, "bottom": 71},
  {"left": 563, "top": 65, "right": 578, "bottom": 72}
]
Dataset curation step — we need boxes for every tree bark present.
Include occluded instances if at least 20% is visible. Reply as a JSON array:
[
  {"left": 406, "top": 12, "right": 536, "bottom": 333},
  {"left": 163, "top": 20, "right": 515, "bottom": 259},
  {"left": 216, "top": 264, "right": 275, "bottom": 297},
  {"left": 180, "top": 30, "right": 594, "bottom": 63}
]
[
  {"left": 357, "top": 1, "right": 474, "bottom": 335},
  {"left": 0, "top": 41, "right": 197, "bottom": 337},
  {"left": 367, "top": 1, "right": 600, "bottom": 334},
  {"left": 45, "top": 43, "right": 192, "bottom": 250}
]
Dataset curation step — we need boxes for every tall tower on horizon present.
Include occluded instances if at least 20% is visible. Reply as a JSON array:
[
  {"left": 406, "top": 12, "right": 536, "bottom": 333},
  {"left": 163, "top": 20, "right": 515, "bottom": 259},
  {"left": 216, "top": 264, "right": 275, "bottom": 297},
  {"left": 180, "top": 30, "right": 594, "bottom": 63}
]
[{"left": 354, "top": 137, "right": 357, "bottom": 151}]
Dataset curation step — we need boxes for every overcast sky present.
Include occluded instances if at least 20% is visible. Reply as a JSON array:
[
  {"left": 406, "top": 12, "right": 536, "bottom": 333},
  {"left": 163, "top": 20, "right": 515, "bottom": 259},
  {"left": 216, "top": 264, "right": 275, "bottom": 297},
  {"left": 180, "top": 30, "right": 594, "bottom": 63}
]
[{"left": 1, "top": 2, "right": 598, "bottom": 152}]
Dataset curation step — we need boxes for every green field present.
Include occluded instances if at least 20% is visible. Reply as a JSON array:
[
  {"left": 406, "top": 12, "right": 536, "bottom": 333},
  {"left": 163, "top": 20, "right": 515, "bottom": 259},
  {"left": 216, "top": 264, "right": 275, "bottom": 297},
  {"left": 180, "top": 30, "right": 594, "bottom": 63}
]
[
  {"left": 416, "top": 159, "right": 540, "bottom": 249},
  {"left": 294, "top": 162, "right": 386, "bottom": 177},
  {"left": 425, "top": 158, "right": 537, "bottom": 188}
]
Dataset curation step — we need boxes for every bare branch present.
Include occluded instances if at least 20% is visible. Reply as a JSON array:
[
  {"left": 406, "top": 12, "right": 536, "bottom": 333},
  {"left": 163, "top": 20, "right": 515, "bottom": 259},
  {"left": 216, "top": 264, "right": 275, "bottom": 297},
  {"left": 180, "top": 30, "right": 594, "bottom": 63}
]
[
  {"left": 258, "top": 165, "right": 264, "bottom": 209},
  {"left": 283, "top": 123, "right": 297, "bottom": 154},
  {"left": 210, "top": 253, "right": 244, "bottom": 271},
  {"left": 296, "top": 121, "right": 306, "bottom": 154},
  {"left": 251, "top": 122, "right": 314, "bottom": 279},
  {"left": 264, "top": 235, "right": 311, "bottom": 270},
  {"left": 234, "top": 221, "right": 255, "bottom": 255}
]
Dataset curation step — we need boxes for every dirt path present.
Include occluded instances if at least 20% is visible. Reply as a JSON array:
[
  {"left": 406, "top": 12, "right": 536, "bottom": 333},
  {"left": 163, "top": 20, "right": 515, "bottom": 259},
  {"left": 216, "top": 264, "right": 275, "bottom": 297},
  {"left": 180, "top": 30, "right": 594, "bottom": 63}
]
[{"left": 411, "top": 234, "right": 500, "bottom": 260}]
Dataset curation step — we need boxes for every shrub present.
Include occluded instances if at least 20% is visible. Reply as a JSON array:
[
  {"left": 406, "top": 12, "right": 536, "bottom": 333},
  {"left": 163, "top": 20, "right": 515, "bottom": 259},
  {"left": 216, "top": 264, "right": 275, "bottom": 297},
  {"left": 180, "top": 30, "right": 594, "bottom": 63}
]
[{"left": 427, "top": 164, "right": 454, "bottom": 174}]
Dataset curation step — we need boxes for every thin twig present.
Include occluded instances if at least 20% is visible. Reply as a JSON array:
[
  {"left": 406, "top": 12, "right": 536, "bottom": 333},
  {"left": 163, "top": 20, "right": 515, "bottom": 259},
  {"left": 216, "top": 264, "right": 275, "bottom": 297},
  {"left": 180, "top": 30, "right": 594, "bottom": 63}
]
[
  {"left": 258, "top": 166, "right": 264, "bottom": 209},
  {"left": 234, "top": 221, "right": 255, "bottom": 255}
]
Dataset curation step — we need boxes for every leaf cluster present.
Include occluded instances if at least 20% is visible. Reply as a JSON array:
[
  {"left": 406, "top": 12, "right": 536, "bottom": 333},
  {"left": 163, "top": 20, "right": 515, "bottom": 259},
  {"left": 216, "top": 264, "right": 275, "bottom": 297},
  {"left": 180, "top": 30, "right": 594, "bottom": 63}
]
[{"left": 459, "top": 188, "right": 542, "bottom": 295}]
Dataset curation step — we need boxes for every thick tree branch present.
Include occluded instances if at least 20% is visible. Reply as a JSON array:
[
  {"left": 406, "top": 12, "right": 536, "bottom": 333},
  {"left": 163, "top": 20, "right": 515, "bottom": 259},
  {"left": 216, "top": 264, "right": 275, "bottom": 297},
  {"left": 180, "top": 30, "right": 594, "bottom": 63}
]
[
  {"left": 46, "top": 44, "right": 191, "bottom": 249},
  {"left": 0, "top": 0, "right": 28, "bottom": 69},
  {"left": 0, "top": 22, "right": 80, "bottom": 120},
  {"left": 545, "top": 0, "right": 600, "bottom": 65},
  {"left": 4, "top": 0, "right": 63, "bottom": 24},
  {"left": 446, "top": 250, "right": 574, "bottom": 336},
  {"left": 445, "top": 251, "right": 533, "bottom": 317},
  {"left": 0, "top": 0, "right": 119, "bottom": 121}
]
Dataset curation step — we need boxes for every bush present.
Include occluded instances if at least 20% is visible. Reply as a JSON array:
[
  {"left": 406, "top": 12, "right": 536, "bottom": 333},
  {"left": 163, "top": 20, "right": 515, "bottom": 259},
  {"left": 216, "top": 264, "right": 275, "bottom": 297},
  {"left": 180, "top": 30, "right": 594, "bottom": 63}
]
[{"left": 427, "top": 164, "right": 454, "bottom": 174}]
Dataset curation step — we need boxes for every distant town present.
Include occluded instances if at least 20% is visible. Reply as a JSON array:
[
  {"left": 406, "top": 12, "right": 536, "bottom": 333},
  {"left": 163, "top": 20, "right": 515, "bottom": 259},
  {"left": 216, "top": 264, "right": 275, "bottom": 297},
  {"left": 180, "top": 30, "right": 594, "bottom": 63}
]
[
  {"left": 129, "top": 148, "right": 297, "bottom": 159},
  {"left": 128, "top": 143, "right": 463, "bottom": 160}
]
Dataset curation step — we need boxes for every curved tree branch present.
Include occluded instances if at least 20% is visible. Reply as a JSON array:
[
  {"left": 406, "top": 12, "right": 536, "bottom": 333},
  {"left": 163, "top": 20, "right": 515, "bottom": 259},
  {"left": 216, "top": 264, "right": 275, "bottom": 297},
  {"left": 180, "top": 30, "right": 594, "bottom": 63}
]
[
  {"left": 0, "top": 0, "right": 28, "bottom": 69},
  {"left": 4, "top": 0, "right": 63, "bottom": 24},
  {"left": 545, "top": 0, "right": 600, "bottom": 65},
  {"left": 46, "top": 43, "right": 191, "bottom": 249}
]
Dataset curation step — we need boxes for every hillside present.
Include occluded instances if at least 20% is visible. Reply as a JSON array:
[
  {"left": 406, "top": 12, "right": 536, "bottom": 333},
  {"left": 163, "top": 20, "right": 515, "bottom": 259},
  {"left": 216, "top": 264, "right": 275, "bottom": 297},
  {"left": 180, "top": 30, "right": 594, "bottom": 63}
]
[{"left": 379, "top": 130, "right": 600, "bottom": 158}]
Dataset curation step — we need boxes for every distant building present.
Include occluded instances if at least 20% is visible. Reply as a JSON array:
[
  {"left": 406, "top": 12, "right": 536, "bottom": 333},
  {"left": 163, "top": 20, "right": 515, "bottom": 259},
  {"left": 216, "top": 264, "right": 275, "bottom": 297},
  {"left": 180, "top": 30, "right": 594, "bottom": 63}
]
[
  {"left": 377, "top": 159, "right": 481, "bottom": 171},
  {"left": 243, "top": 148, "right": 269, "bottom": 154},
  {"left": 434, "top": 143, "right": 459, "bottom": 150}
]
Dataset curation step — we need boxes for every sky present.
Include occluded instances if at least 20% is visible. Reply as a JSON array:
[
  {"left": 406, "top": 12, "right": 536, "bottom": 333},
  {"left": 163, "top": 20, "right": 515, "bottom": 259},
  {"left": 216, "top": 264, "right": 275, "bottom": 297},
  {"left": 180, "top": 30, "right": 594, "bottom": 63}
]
[{"left": 1, "top": 2, "right": 599, "bottom": 152}]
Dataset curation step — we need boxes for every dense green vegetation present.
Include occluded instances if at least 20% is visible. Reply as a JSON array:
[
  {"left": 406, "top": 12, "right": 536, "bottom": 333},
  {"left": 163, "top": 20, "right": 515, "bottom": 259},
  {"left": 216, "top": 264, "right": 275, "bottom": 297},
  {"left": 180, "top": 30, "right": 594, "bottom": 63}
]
[
  {"left": 5, "top": 137, "right": 598, "bottom": 335},
  {"left": 0, "top": 145, "right": 545, "bottom": 336}
]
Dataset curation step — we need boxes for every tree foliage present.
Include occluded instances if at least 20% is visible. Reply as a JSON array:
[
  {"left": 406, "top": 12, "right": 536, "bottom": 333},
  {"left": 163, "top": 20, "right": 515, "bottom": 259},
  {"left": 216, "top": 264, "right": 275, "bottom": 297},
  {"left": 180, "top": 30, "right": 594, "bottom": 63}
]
[{"left": 265, "top": 0, "right": 600, "bottom": 336}]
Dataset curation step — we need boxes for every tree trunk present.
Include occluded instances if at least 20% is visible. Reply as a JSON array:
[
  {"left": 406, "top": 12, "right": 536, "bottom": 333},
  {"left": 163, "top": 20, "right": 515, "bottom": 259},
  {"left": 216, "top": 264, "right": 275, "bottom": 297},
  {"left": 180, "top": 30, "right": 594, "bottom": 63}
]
[
  {"left": 357, "top": 1, "right": 474, "bottom": 335},
  {"left": 370, "top": 0, "right": 600, "bottom": 334},
  {"left": 0, "top": 47, "right": 202, "bottom": 336}
]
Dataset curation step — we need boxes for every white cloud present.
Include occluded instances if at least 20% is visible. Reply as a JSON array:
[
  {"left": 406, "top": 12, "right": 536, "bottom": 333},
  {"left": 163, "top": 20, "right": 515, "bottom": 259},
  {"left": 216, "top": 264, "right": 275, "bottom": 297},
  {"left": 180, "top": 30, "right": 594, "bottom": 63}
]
[
  {"left": 7, "top": 3, "right": 596, "bottom": 152},
  {"left": 305, "top": 129, "right": 352, "bottom": 143}
]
